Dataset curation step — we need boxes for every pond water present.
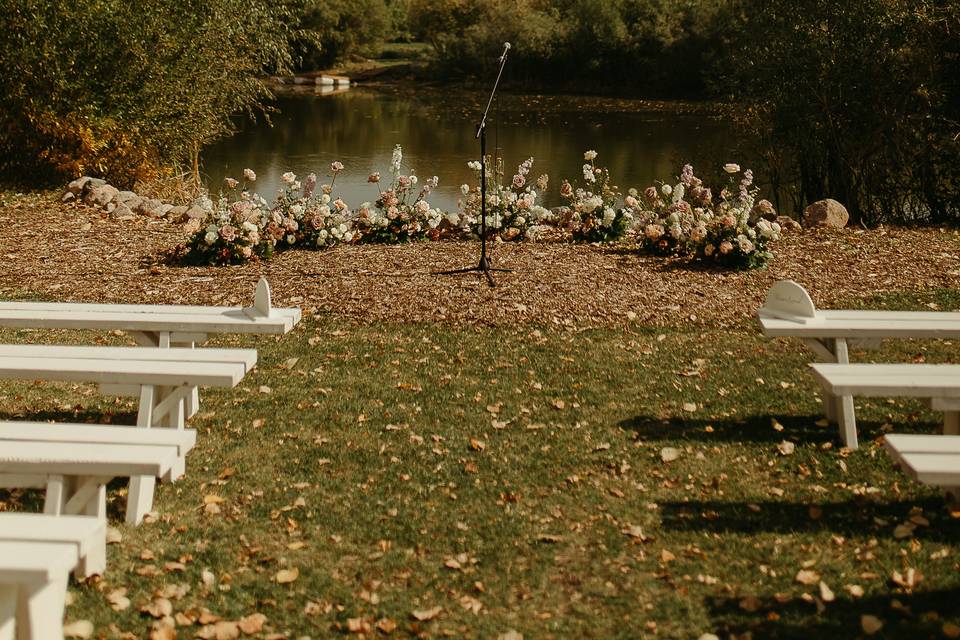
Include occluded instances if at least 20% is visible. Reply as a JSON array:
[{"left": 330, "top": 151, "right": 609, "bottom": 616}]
[{"left": 201, "top": 87, "right": 739, "bottom": 212}]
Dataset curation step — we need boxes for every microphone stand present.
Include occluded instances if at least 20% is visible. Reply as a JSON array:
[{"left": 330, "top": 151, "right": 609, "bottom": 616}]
[{"left": 436, "top": 43, "right": 512, "bottom": 288}]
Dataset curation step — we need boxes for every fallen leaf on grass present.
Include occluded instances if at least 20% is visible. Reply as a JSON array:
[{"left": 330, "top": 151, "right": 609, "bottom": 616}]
[
  {"left": 376, "top": 618, "right": 397, "bottom": 634},
  {"left": 891, "top": 568, "right": 922, "bottom": 590},
  {"left": 238, "top": 613, "right": 267, "bottom": 635},
  {"left": 141, "top": 597, "right": 173, "bottom": 618},
  {"left": 795, "top": 569, "right": 820, "bottom": 585},
  {"left": 845, "top": 584, "right": 864, "bottom": 597},
  {"left": 777, "top": 441, "right": 796, "bottom": 456},
  {"left": 660, "top": 447, "right": 680, "bottom": 463},
  {"left": 106, "top": 527, "right": 122, "bottom": 544},
  {"left": 682, "top": 402, "right": 697, "bottom": 413},
  {"left": 861, "top": 615, "right": 883, "bottom": 635},
  {"left": 63, "top": 620, "right": 94, "bottom": 639},
  {"left": 819, "top": 581, "right": 835, "bottom": 602},
  {"left": 106, "top": 588, "right": 130, "bottom": 611},
  {"left": 275, "top": 568, "right": 299, "bottom": 584},
  {"left": 943, "top": 623, "right": 960, "bottom": 639},
  {"left": 498, "top": 631, "right": 523, "bottom": 640},
  {"left": 738, "top": 596, "right": 761, "bottom": 612},
  {"left": 411, "top": 606, "right": 442, "bottom": 621},
  {"left": 622, "top": 525, "right": 648, "bottom": 541}
]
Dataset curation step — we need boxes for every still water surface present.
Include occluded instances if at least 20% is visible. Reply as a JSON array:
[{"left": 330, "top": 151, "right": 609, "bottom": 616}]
[{"left": 202, "top": 88, "right": 737, "bottom": 212}]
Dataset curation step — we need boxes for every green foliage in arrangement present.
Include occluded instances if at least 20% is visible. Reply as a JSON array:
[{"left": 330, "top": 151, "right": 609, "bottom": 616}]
[
  {"left": 0, "top": 0, "right": 309, "bottom": 187},
  {"left": 718, "top": 0, "right": 960, "bottom": 224}
]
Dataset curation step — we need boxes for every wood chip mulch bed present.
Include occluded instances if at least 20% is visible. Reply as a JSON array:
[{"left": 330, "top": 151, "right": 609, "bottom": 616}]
[{"left": 1, "top": 192, "right": 958, "bottom": 329}]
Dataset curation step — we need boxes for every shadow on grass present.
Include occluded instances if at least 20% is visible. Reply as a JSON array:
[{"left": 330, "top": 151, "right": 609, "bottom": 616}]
[
  {"left": 661, "top": 497, "right": 960, "bottom": 540},
  {"left": 0, "top": 408, "right": 138, "bottom": 425},
  {"left": 619, "top": 413, "right": 940, "bottom": 445},
  {"left": 706, "top": 587, "right": 960, "bottom": 639}
]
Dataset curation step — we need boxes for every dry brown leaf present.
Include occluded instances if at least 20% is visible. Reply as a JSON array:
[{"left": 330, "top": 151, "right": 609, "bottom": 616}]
[
  {"left": 106, "top": 588, "right": 130, "bottom": 612},
  {"left": 818, "top": 581, "right": 835, "bottom": 602},
  {"left": 63, "top": 620, "right": 94, "bottom": 639},
  {"left": 141, "top": 597, "right": 173, "bottom": 619},
  {"left": 411, "top": 606, "right": 442, "bottom": 621},
  {"left": 795, "top": 569, "right": 820, "bottom": 585},
  {"left": 376, "top": 618, "right": 398, "bottom": 634},
  {"left": 238, "top": 613, "right": 267, "bottom": 635},
  {"left": 275, "top": 568, "right": 299, "bottom": 584},
  {"left": 660, "top": 447, "right": 680, "bottom": 463},
  {"left": 861, "top": 615, "right": 884, "bottom": 635}
]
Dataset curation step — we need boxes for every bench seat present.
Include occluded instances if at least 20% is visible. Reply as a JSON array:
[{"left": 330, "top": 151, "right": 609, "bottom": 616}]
[
  {"left": 0, "top": 423, "right": 196, "bottom": 525},
  {"left": 0, "top": 277, "right": 301, "bottom": 342},
  {"left": 0, "top": 514, "right": 106, "bottom": 579},
  {"left": 883, "top": 434, "right": 960, "bottom": 498},
  {"left": 0, "top": 540, "right": 78, "bottom": 640},
  {"left": 811, "top": 363, "right": 960, "bottom": 449}
]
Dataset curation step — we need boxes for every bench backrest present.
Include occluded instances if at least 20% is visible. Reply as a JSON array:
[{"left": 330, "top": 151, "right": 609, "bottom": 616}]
[{"left": 758, "top": 280, "right": 819, "bottom": 323}]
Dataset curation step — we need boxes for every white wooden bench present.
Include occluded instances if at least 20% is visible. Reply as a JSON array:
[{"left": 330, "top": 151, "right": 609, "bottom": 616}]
[
  {"left": 884, "top": 433, "right": 960, "bottom": 499},
  {"left": 0, "top": 347, "right": 250, "bottom": 523},
  {"left": 810, "top": 363, "right": 960, "bottom": 449},
  {"left": 758, "top": 280, "right": 960, "bottom": 439},
  {"left": 0, "top": 514, "right": 106, "bottom": 579},
  {"left": 0, "top": 539, "right": 78, "bottom": 640},
  {"left": 0, "top": 423, "right": 196, "bottom": 525},
  {"left": 0, "top": 278, "right": 301, "bottom": 345},
  {"left": 0, "top": 278, "right": 298, "bottom": 416}
]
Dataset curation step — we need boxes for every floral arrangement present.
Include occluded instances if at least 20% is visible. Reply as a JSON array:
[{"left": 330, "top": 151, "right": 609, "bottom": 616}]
[
  {"left": 270, "top": 165, "right": 355, "bottom": 250},
  {"left": 183, "top": 170, "right": 274, "bottom": 265},
  {"left": 459, "top": 156, "right": 552, "bottom": 241},
  {"left": 354, "top": 145, "right": 453, "bottom": 243},
  {"left": 698, "top": 165, "right": 781, "bottom": 269},
  {"left": 562, "top": 151, "right": 632, "bottom": 243},
  {"left": 636, "top": 163, "right": 782, "bottom": 269}
]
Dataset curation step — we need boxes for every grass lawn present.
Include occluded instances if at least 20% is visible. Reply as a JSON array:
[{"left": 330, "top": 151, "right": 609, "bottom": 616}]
[{"left": 2, "top": 289, "right": 960, "bottom": 639}]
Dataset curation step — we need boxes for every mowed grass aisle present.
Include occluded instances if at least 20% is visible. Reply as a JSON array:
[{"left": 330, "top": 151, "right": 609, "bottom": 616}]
[{"left": 2, "top": 295, "right": 960, "bottom": 638}]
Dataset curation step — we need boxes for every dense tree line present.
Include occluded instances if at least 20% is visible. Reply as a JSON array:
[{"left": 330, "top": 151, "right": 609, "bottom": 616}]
[{"left": 0, "top": 0, "right": 957, "bottom": 223}]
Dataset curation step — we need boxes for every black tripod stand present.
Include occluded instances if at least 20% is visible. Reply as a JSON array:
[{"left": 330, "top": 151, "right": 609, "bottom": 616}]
[{"left": 436, "top": 42, "right": 513, "bottom": 288}]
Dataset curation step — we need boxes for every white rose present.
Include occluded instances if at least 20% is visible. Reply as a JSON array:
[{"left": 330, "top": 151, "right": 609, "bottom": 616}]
[
  {"left": 204, "top": 231, "right": 217, "bottom": 245},
  {"left": 243, "top": 168, "right": 257, "bottom": 182},
  {"left": 460, "top": 184, "right": 470, "bottom": 196},
  {"left": 661, "top": 184, "right": 673, "bottom": 197},
  {"left": 724, "top": 163, "right": 741, "bottom": 174},
  {"left": 584, "top": 150, "right": 598, "bottom": 161},
  {"left": 281, "top": 171, "right": 297, "bottom": 185}
]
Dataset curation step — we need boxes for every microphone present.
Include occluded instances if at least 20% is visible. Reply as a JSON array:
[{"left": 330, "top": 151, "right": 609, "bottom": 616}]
[{"left": 499, "top": 42, "right": 511, "bottom": 63}]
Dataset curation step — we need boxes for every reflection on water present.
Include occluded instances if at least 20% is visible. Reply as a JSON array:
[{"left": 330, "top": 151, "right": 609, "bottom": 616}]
[{"left": 201, "top": 89, "right": 736, "bottom": 211}]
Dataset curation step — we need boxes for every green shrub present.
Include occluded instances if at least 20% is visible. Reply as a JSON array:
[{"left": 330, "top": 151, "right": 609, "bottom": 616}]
[
  {"left": 408, "top": 0, "right": 725, "bottom": 96},
  {"left": 0, "top": 0, "right": 307, "bottom": 187},
  {"left": 716, "top": 0, "right": 960, "bottom": 224}
]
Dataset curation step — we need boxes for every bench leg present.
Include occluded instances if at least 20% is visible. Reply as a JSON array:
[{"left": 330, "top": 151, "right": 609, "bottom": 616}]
[
  {"left": 839, "top": 394, "right": 859, "bottom": 450},
  {"left": 0, "top": 586, "right": 15, "bottom": 640},
  {"left": 126, "top": 476, "right": 155, "bottom": 526},
  {"left": 16, "top": 574, "right": 67, "bottom": 640},
  {"left": 42, "top": 476, "right": 65, "bottom": 516},
  {"left": 127, "top": 385, "right": 158, "bottom": 525},
  {"left": 76, "top": 534, "right": 106, "bottom": 581},
  {"left": 945, "top": 411, "right": 960, "bottom": 436}
]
